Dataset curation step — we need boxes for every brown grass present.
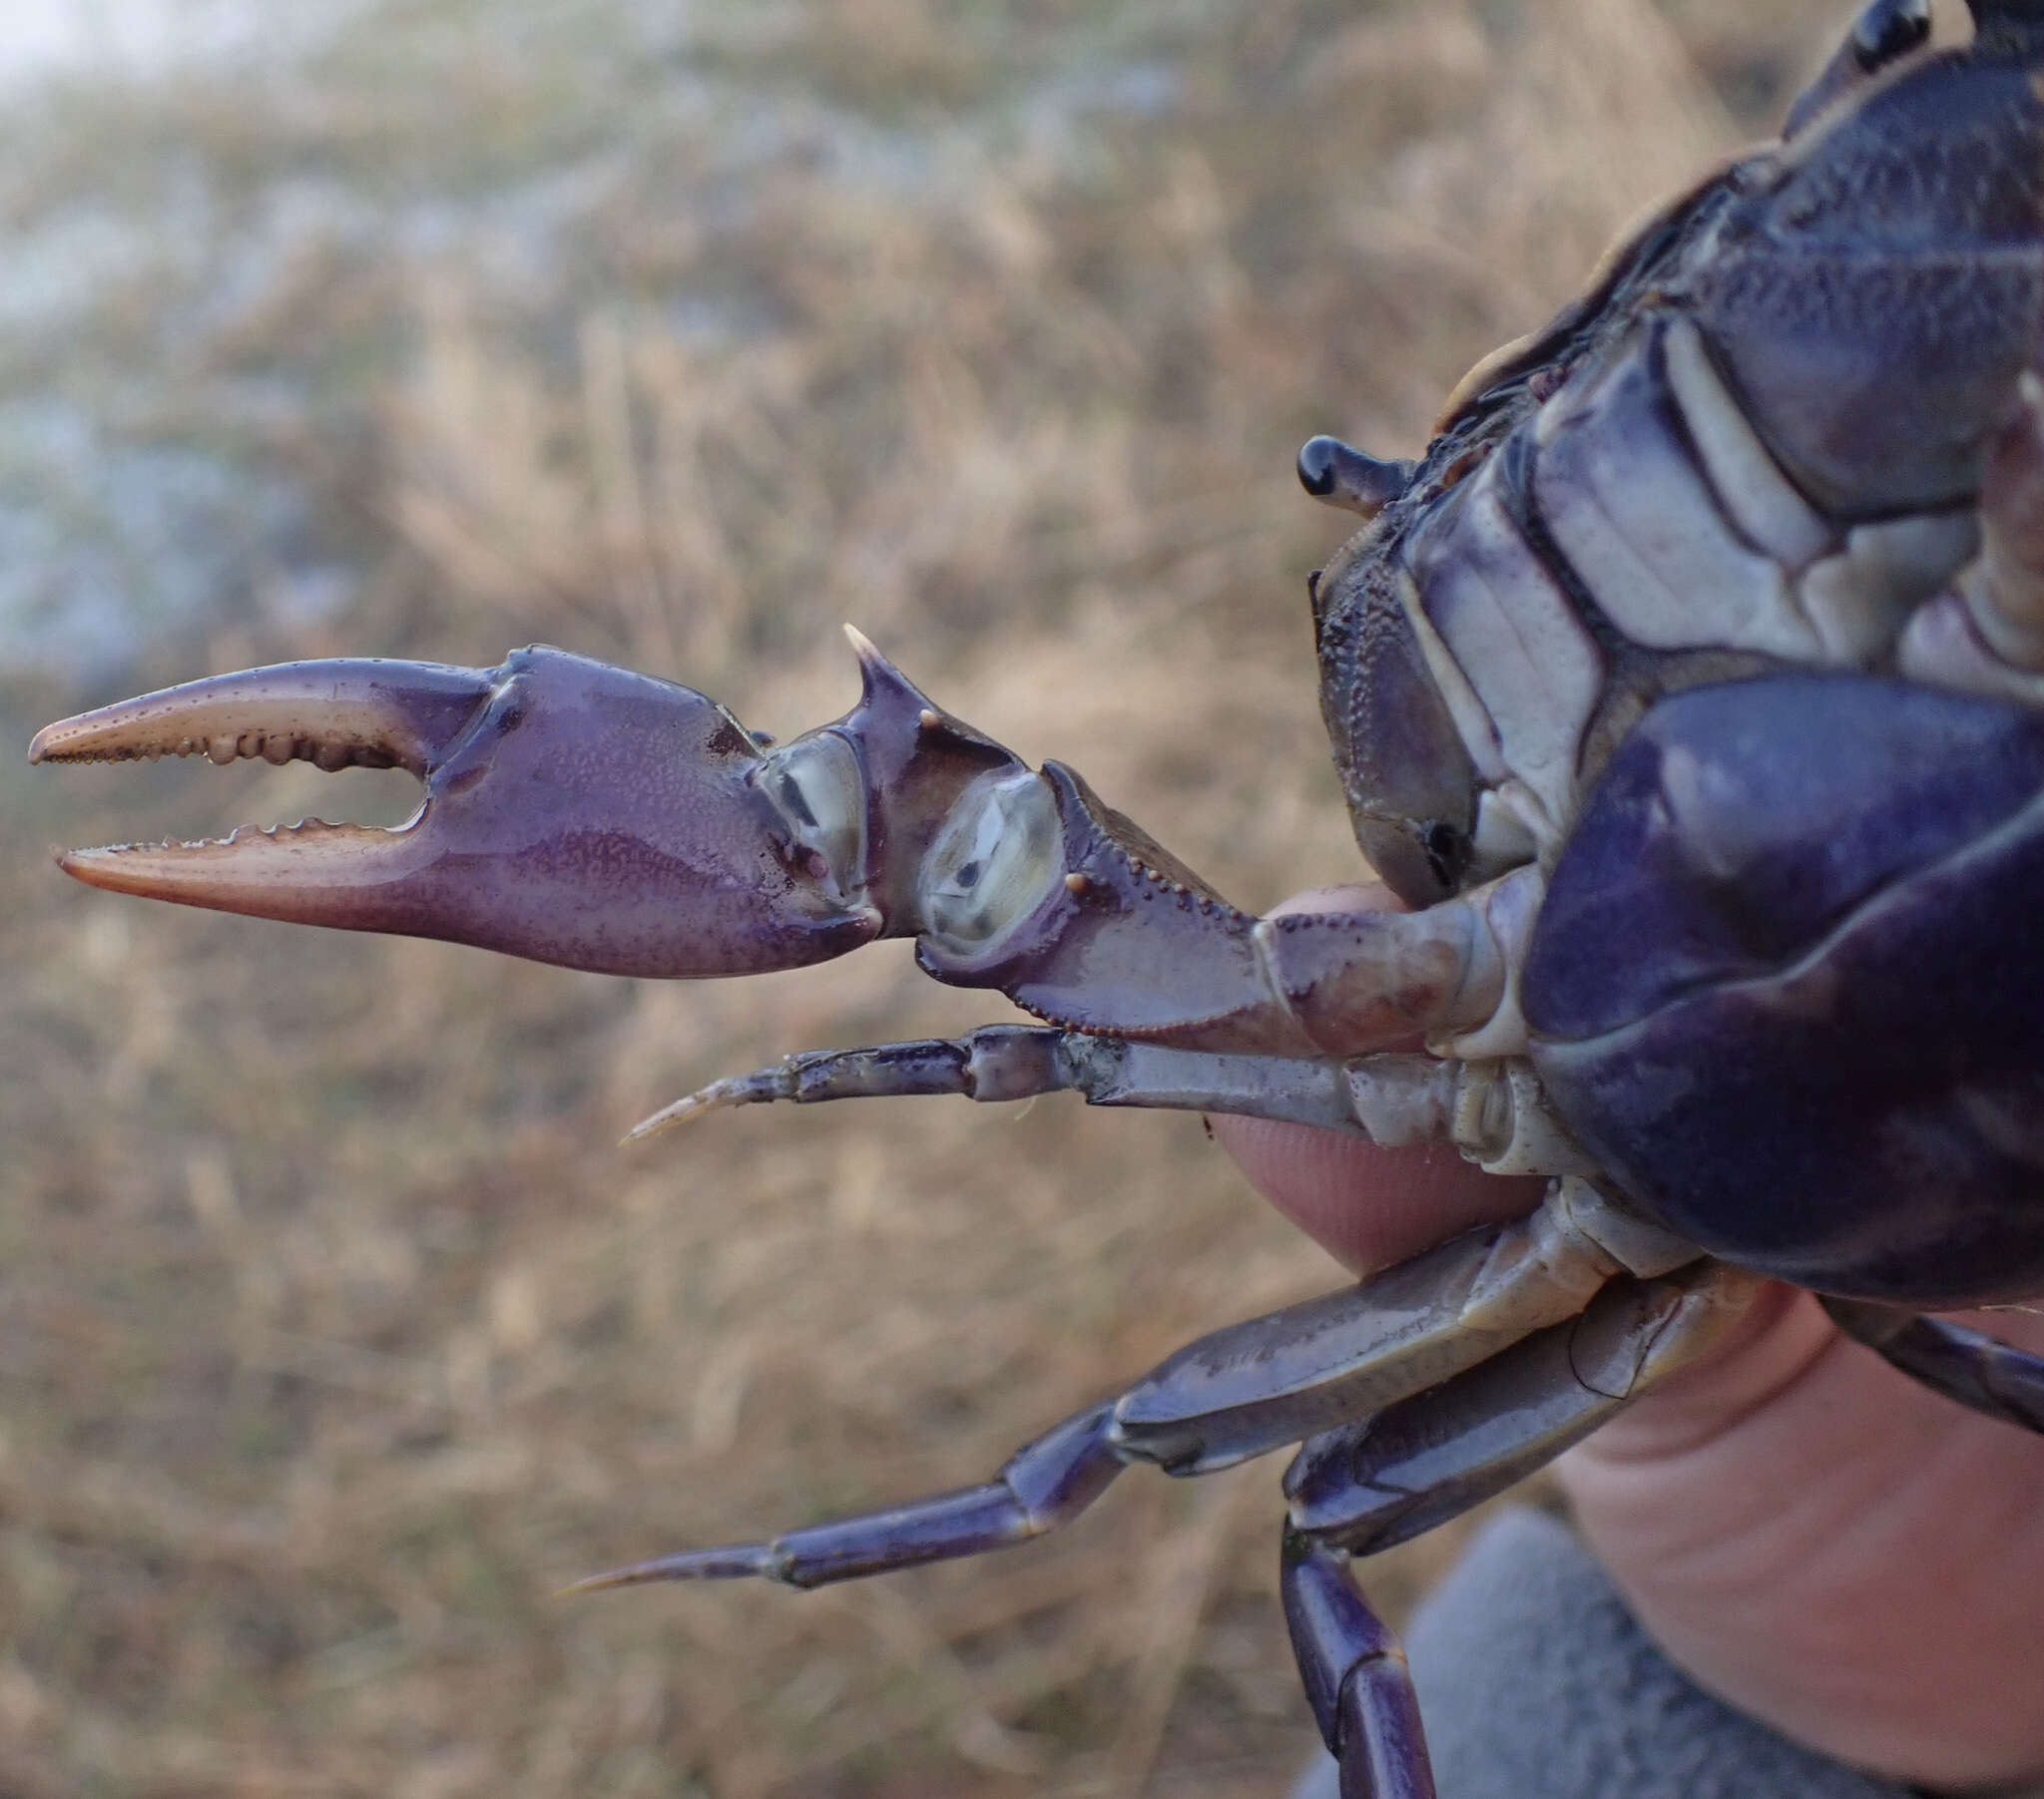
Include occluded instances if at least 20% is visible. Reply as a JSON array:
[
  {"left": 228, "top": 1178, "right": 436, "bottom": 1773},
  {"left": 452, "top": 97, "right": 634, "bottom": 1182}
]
[{"left": 4, "top": 2, "right": 1856, "bottom": 1793}]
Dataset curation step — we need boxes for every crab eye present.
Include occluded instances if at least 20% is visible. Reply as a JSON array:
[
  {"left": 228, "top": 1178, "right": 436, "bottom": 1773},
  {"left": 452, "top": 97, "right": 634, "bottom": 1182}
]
[
  {"left": 1851, "top": 0, "right": 1931, "bottom": 71},
  {"left": 1295, "top": 436, "right": 1415, "bottom": 519}
]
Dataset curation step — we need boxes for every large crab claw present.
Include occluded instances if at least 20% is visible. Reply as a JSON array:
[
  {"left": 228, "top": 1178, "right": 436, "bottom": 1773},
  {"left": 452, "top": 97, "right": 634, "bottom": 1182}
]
[
  {"left": 29, "top": 635, "right": 1033, "bottom": 979},
  {"left": 36, "top": 633, "right": 1516, "bottom": 1053}
]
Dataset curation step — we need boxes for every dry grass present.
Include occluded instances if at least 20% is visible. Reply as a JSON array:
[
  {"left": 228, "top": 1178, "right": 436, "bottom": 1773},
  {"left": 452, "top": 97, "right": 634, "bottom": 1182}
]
[{"left": 4, "top": 2, "right": 1857, "bottom": 1793}]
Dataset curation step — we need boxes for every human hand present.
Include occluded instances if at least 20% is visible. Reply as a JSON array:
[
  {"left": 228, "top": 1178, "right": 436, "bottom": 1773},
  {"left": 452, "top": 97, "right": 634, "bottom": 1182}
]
[{"left": 1216, "top": 887, "right": 2044, "bottom": 1791}]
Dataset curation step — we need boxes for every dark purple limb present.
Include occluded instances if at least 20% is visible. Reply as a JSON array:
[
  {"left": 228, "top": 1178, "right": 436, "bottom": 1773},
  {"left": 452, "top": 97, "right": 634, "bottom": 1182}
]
[
  {"left": 1284, "top": 1265, "right": 1747, "bottom": 1556},
  {"left": 1822, "top": 1300, "right": 2044, "bottom": 1435},
  {"left": 1281, "top": 1533, "right": 1436, "bottom": 1799},
  {"left": 626, "top": 1024, "right": 1376, "bottom": 1143},
  {"left": 40, "top": 636, "right": 1510, "bottom": 1058},
  {"left": 1111, "top": 1219, "right": 1603, "bottom": 1477},
  {"left": 31, "top": 646, "right": 895, "bottom": 978},
  {"left": 567, "top": 1402, "right": 1126, "bottom": 1592},
  {"left": 570, "top": 1190, "right": 1665, "bottom": 1592}
]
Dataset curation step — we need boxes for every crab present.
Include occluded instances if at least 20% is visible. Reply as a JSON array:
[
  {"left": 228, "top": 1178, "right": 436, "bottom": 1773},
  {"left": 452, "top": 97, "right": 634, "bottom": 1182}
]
[{"left": 29, "top": 2, "right": 2044, "bottom": 1792}]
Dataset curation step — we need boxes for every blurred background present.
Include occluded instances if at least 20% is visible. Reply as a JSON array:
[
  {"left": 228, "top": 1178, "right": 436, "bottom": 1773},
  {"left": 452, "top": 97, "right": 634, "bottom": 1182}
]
[{"left": 1, "top": 1, "right": 1863, "bottom": 1792}]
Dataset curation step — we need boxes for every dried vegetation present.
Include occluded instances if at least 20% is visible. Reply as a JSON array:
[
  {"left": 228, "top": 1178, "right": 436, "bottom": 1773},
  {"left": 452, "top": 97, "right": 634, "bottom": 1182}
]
[{"left": 2, "top": 1, "right": 1845, "bottom": 1792}]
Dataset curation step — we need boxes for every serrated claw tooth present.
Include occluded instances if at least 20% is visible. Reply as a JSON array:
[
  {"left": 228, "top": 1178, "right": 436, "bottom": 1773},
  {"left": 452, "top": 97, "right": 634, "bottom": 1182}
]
[
  {"left": 29, "top": 659, "right": 497, "bottom": 774},
  {"left": 55, "top": 819, "right": 428, "bottom": 922}
]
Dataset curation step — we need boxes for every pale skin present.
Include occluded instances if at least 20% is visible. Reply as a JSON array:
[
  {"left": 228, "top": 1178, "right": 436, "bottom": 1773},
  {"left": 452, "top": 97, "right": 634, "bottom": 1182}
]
[{"left": 1216, "top": 888, "right": 2044, "bottom": 1793}]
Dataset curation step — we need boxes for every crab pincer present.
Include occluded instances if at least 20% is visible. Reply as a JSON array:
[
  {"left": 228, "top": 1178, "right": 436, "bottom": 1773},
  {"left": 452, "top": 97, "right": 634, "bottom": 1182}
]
[
  {"left": 28, "top": 639, "right": 949, "bottom": 979},
  {"left": 34, "top": 631, "right": 1524, "bottom": 1065},
  {"left": 29, "top": 648, "right": 870, "bottom": 977}
]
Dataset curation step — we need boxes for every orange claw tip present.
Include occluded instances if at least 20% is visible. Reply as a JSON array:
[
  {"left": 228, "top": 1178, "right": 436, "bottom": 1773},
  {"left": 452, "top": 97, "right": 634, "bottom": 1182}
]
[
  {"left": 45, "top": 820, "right": 414, "bottom": 913},
  {"left": 558, "top": 1543, "right": 775, "bottom": 1594}
]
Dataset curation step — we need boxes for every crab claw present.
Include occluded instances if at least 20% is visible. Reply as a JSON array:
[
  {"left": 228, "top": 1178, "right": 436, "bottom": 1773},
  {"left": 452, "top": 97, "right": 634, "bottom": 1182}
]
[
  {"left": 37, "top": 636, "right": 1514, "bottom": 1055},
  {"left": 29, "top": 646, "right": 907, "bottom": 978}
]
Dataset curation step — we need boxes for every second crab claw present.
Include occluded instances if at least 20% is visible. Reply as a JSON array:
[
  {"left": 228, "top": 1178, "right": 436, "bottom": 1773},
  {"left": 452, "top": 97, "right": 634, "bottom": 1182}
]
[{"left": 29, "top": 635, "right": 1042, "bottom": 979}]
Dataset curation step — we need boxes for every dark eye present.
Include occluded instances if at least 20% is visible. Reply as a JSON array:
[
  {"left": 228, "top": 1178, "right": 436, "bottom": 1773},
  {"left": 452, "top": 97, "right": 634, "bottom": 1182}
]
[
  {"left": 1851, "top": 0, "right": 1931, "bottom": 73},
  {"left": 1784, "top": 0, "right": 1932, "bottom": 139}
]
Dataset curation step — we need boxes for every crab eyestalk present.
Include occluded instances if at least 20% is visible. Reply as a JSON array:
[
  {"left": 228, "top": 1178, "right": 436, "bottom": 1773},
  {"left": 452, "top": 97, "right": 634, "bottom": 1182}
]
[
  {"left": 29, "top": 635, "right": 1045, "bottom": 981},
  {"left": 1295, "top": 436, "right": 1415, "bottom": 520}
]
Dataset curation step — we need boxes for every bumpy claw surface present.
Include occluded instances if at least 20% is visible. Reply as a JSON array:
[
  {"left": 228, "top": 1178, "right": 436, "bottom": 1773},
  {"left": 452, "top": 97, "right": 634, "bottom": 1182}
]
[{"left": 29, "top": 640, "right": 950, "bottom": 978}]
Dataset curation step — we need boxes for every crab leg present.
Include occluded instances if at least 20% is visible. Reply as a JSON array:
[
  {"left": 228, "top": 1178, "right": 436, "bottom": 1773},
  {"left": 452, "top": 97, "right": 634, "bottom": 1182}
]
[
  {"left": 1281, "top": 1536, "right": 1435, "bottom": 1799},
  {"left": 35, "top": 635, "right": 1526, "bottom": 1055},
  {"left": 570, "top": 1401, "right": 1130, "bottom": 1592},
  {"left": 624, "top": 1025, "right": 1381, "bottom": 1142},
  {"left": 1279, "top": 1261, "right": 1755, "bottom": 1799},
  {"left": 30, "top": 647, "right": 892, "bottom": 978},
  {"left": 1286, "top": 1262, "right": 1758, "bottom": 1556},
  {"left": 629, "top": 1029, "right": 1599, "bottom": 1178},
  {"left": 566, "top": 1180, "right": 1700, "bottom": 1590},
  {"left": 1099, "top": 1177, "right": 1690, "bottom": 1477},
  {"left": 1822, "top": 1300, "right": 2044, "bottom": 1435}
]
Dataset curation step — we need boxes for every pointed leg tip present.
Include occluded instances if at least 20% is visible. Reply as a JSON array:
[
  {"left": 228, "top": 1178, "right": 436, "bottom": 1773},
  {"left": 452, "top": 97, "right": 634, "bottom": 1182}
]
[
  {"left": 561, "top": 1542, "right": 777, "bottom": 1594},
  {"left": 624, "top": 1068, "right": 791, "bottom": 1145},
  {"left": 621, "top": 1086, "right": 729, "bottom": 1145},
  {"left": 619, "top": 1100, "right": 698, "bottom": 1146}
]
